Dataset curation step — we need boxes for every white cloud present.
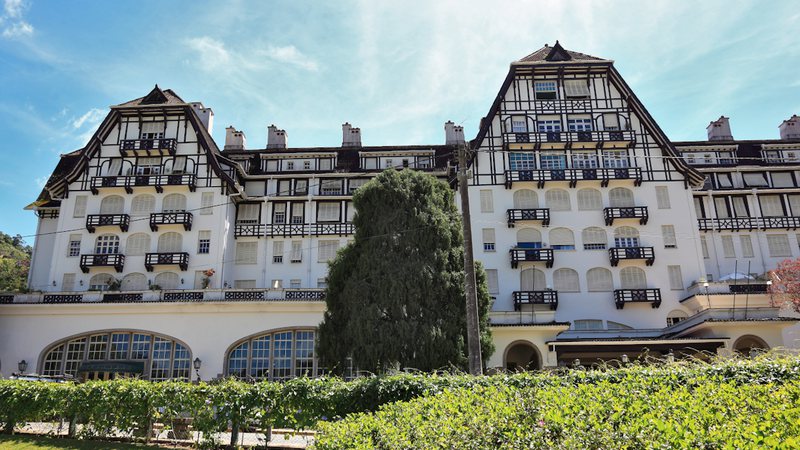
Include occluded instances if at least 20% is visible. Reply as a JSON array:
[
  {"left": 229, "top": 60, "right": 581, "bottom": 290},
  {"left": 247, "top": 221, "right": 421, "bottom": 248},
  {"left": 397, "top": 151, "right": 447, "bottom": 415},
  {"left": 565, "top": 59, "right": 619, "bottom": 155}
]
[
  {"left": 185, "top": 36, "right": 230, "bottom": 69},
  {"left": 72, "top": 108, "right": 105, "bottom": 129},
  {"left": 263, "top": 45, "right": 319, "bottom": 72},
  {"left": 4, "top": 0, "right": 24, "bottom": 18},
  {"left": 34, "top": 175, "right": 48, "bottom": 188},
  {"left": 1, "top": 20, "right": 30, "bottom": 37},
  {"left": 2, "top": 0, "right": 33, "bottom": 38}
]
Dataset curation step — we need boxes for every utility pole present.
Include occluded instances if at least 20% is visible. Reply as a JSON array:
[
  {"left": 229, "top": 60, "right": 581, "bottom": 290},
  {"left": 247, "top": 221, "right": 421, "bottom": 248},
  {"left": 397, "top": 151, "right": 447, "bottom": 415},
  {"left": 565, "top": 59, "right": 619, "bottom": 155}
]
[{"left": 457, "top": 141, "right": 483, "bottom": 375}]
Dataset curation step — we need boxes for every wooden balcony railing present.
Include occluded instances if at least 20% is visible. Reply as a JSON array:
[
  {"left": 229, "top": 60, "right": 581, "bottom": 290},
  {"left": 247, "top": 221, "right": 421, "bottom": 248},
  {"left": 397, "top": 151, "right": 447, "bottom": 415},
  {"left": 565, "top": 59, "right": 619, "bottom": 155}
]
[
  {"left": 614, "top": 289, "right": 662, "bottom": 309},
  {"left": 513, "top": 290, "right": 558, "bottom": 311},
  {"left": 504, "top": 167, "right": 642, "bottom": 189},
  {"left": 234, "top": 223, "right": 265, "bottom": 238},
  {"left": 145, "top": 252, "right": 189, "bottom": 272},
  {"left": 119, "top": 138, "right": 177, "bottom": 157},
  {"left": 265, "top": 223, "right": 308, "bottom": 237},
  {"left": 309, "top": 222, "right": 355, "bottom": 236},
  {"left": 698, "top": 217, "right": 800, "bottom": 231},
  {"left": 79, "top": 254, "right": 125, "bottom": 273},
  {"left": 507, "top": 208, "right": 550, "bottom": 227},
  {"left": 149, "top": 212, "right": 193, "bottom": 232},
  {"left": 609, "top": 247, "right": 655, "bottom": 267},
  {"left": 603, "top": 207, "right": 649, "bottom": 226},
  {"left": 86, "top": 214, "right": 130, "bottom": 233},
  {"left": 90, "top": 174, "right": 196, "bottom": 194},
  {"left": 509, "top": 248, "right": 554, "bottom": 268}
]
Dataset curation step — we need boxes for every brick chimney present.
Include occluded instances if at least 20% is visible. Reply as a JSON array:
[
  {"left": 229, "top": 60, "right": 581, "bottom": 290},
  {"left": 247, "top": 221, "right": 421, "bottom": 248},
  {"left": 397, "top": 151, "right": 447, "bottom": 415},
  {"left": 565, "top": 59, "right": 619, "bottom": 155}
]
[
  {"left": 267, "top": 124, "right": 287, "bottom": 149},
  {"left": 707, "top": 116, "right": 733, "bottom": 141},
  {"left": 190, "top": 102, "right": 214, "bottom": 134},
  {"left": 224, "top": 126, "right": 246, "bottom": 150},
  {"left": 444, "top": 121, "right": 465, "bottom": 145},
  {"left": 779, "top": 114, "right": 800, "bottom": 140},
  {"left": 342, "top": 122, "right": 362, "bottom": 147}
]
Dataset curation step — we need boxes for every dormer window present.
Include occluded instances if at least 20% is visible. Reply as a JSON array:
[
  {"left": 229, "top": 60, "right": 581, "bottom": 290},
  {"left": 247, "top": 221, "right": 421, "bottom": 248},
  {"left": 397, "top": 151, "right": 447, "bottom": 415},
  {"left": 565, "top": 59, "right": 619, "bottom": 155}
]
[
  {"left": 140, "top": 122, "right": 165, "bottom": 140},
  {"left": 564, "top": 79, "right": 590, "bottom": 99},
  {"left": 534, "top": 81, "right": 557, "bottom": 100},
  {"left": 303, "top": 161, "right": 311, "bottom": 170},
  {"left": 287, "top": 161, "right": 295, "bottom": 171},
  {"left": 511, "top": 117, "right": 528, "bottom": 133}
]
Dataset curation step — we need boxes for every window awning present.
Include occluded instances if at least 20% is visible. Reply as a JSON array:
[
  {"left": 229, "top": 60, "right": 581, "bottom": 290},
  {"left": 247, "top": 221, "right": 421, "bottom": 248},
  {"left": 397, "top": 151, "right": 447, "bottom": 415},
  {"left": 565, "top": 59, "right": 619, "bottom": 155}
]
[{"left": 77, "top": 361, "right": 145, "bottom": 374}]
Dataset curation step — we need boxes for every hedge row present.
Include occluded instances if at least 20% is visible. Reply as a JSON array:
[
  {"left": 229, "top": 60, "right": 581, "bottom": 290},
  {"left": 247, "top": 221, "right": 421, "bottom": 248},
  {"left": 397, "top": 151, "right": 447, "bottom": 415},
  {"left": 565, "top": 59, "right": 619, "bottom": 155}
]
[{"left": 1, "top": 353, "right": 798, "bottom": 444}]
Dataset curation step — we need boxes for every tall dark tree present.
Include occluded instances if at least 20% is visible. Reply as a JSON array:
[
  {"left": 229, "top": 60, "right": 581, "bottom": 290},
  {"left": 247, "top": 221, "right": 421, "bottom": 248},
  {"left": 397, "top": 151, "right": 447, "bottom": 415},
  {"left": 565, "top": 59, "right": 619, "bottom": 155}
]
[
  {"left": 317, "top": 169, "right": 493, "bottom": 374},
  {"left": 0, "top": 232, "right": 31, "bottom": 292}
]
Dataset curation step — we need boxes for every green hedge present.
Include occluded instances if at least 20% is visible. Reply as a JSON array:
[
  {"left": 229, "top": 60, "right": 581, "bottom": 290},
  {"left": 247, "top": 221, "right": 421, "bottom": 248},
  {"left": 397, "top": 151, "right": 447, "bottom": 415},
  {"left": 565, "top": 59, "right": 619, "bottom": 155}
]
[{"left": 1, "top": 353, "right": 799, "bottom": 445}]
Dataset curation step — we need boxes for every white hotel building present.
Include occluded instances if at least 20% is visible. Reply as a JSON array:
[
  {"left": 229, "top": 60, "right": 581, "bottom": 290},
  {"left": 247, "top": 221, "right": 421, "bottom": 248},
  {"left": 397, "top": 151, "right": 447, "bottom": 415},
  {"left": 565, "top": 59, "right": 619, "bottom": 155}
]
[{"left": 1, "top": 43, "right": 797, "bottom": 380}]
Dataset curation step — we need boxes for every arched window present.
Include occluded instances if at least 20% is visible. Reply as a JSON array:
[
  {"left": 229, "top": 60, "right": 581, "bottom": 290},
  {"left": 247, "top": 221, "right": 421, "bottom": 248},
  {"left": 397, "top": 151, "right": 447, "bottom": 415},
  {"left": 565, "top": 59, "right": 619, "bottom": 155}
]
[
  {"left": 504, "top": 341, "right": 541, "bottom": 371},
  {"left": 582, "top": 227, "right": 607, "bottom": 250},
  {"left": 131, "top": 194, "right": 155, "bottom": 217},
  {"left": 573, "top": 319, "right": 603, "bottom": 330},
  {"left": 513, "top": 190, "right": 539, "bottom": 209},
  {"left": 733, "top": 335, "right": 770, "bottom": 356},
  {"left": 94, "top": 234, "right": 120, "bottom": 254},
  {"left": 609, "top": 187, "right": 635, "bottom": 208},
  {"left": 100, "top": 195, "right": 125, "bottom": 214},
  {"left": 516, "top": 228, "right": 542, "bottom": 248},
  {"left": 620, "top": 267, "right": 647, "bottom": 289},
  {"left": 162, "top": 194, "right": 187, "bottom": 212},
  {"left": 586, "top": 268, "right": 613, "bottom": 292},
  {"left": 126, "top": 233, "right": 150, "bottom": 256},
  {"left": 121, "top": 273, "right": 148, "bottom": 291},
  {"left": 520, "top": 268, "right": 546, "bottom": 291},
  {"left": 607, "top": 321, "right": 633, "bottom": 330},
  {"left": 157, "top": 232, "right": 182, "bottom": 253},
  {"left": 549, "top": 228, "right": 575, "bottom": 250},
  {"left": 553, "top": 268, "right": 580, "bottom": 292},
  {"left": 39, "top": 330, "right": 190, "bottom": 380},
  {"left": 89, "top": 273, "right": 114, "bottom": 291},
  {"left": 614, "top": 226, "right": 640, "bottom": 248},
  {"left": 545, "top": 189, "right": 571, "bottom": 211},
  {"left": 154, "top": 272, "right": 179, "bottom": 290},
  {"left": 577, "top": 188, "right": 602, "bottom": 211},
  {"left": 666, "top": 309, "right": 689, "bottom": 327},
  {"left": 226, "top": 329, "right": 319, "bottom": 381}
]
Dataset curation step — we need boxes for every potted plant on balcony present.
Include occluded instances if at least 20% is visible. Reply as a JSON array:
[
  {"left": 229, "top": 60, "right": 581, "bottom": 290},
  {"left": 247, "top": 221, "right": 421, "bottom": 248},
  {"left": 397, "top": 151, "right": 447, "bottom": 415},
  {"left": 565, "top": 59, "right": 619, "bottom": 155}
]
[{"left": 201, "top": 269, "right": 215, "bottom": 289}]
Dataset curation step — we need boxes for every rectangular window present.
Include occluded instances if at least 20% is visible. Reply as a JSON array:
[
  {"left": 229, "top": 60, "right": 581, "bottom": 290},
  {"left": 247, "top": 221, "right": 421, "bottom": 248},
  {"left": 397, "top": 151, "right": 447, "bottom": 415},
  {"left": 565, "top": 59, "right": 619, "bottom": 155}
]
[
  {"left": 534, "top": 81, "right": 557, "bottom": 100},
  {"left": 87, "top": 335, "right": 108, "bottom": 360},
  {"left": 273, "top": 241, "right": 284, "bottom": 263},
  {"left": 732, "top": 196, "right": 749, "bottom": 217},
  {"left": 200, "top": 192, "right": 214, "bottom": 215},
  {"left": 317, "top": 202, "right": 340, "bottom": 222},
  {"left": 73, "top": 195, "right": 87, "bottom": 218},
  {"left": 772, "top": 172, "right": 794, "bottom": 188},
  {"left": 788, "top": 195, "right": 800, "bottom": 216},
  {"left": 197, "top": 231, "right": 210, "bottom": 254},
  {"left": 485, "top": 269, "right": 499, "bottom": 295},
  {"left": 740, "top": 235, "right": 754, "bottom": 258},
  {"left": 602, "top": 150, "right": 629, "bottom": 168},
  {"left": 767, "top": 234, "right": 792, "bottom": 257},
  {"left": 286, "top": 161, "right": 295, "bottom": 171},
  {"left": 290, "top": 203, "right": 304, "bottom": 224},
  {"left": 295, "top": 179, "right": 309, "bottom": 195},
  {"left": 317, "top": 278, "right": 327, "bottom": 289},
  {"left": 700, "top": 235, "right": 709, "bottom": 258},
  {"left": 270, "top": 279, "right": 283, "bottom": 289},
  {"left": 234, "top": 280, "right": 257, "bottom": 289},
  {"left": 668, "top": 266, "right": 683, "bottom": 290},
  {"left": 385, "top": 159, "right": 393, "bottom": 168},
  {"left": 67, "top": 234, "right": 81, "bottom": 257},
  {"left": 277, "top": 179, "right": 291, "bottom": 196},
  {"left": 511, "top": 117, "right": 528, "bottom": 133},
  {"left": 655, "top": 186, "right": 671, "bottom": 209},
  {"left": 235, "top": 241, "right": 258, "bottom": 264},
  {"left": 760, "top": 195, "right": 785, "bottom": 217},
  {"left": 290, "top": 279, "right": 302, "bottom": 289},
  {"left": 303, "top": 160, "right": 311, "bottom": 170},
  {"left": 564, "top": 79, "right": 590, "bottom": 99},
  {"left": 509, "top": 152, "right": 535, "bottom": 170},
  {"left": 479, "top": 190, "right": 493, "bottom": 213},
  {"left": 135, "top": 157, "right": 162, "bottom": 175},
  {"left": 721, "top": 235, "right": 736, "bottom": 258},
  {"left": 694, "top": 197, "right": 706, "bottom": 218},
  {"left": 716, "top": 173, "right": 733, "bottom": 189},
  {"left": 482, "top": 228, "right": 496, "bottom": 252},
  {"left": 571, "top": 152, "right": 598, "bottom": 169},
  {"left": 743, "top": 172, "right": 769, "bottom": 188},
  {"left": 318, "top": 240, "right": 339, "bottom": 262},
  {"left": 320, "top": 179, "right": 343, "bottom": 195},
  {"left": 109, "top": 333, "right": 130, "bottom": 360},
  {"left": 714, "top": 197, "right": 730, "bottom": 219},
  {"left": 540, "top": 153, "right": 566, "bottom": 170},
  {"left": 567, "top": 118, "right": 593, "bottom": 132},
  {"left": 348, "top": 178, "right": 367, "bottom": 194},
  {"left": 603, "top": 113, "right": 619, "bottom": 130},
  {"left": 319, "top": 158, "right": 333, "bottom": 170},
  {"left": 171, "top": 156, "right": 186, "bottom": 174},
  {"left": 537, "top": 119, "right": 562, "bottom": 132},
  {"left": 290, "top": 241, "right": 303, "bottom": 263},
  {"left": 237, "top": 204, "right": 260, "bottom": 224},
  {"left": 62, "top": 273, "right": 76, "bottom": 291},
  {"left": 273, "top": 203, "right": 286, "bottom": 224},
  {"left": 140, "top": 121, "right": 165, "bottom": 139},
  {"left": 662, "top": 225, "right": 677, "bottom": 248}
]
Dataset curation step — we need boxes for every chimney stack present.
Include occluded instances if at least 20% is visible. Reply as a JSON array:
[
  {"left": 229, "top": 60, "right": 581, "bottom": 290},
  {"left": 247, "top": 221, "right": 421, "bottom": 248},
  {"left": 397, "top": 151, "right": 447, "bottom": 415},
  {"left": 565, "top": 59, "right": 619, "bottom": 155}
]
[
  {"left": 224, "top": 126, "right": 246, "bottom": 150},
  {"left": 267, "top": 124, "right": 287, "bottom": 149},
  {"left": 444, "top": 121, "right": 465, "bottom": 145},
  {"left": 707, "top": 116, "right": 733, "bottom": 141},
  {"left": 342, "top": 122, "right": 362, "bottom": 147},
  {"left": 779, "top": 114, "right": 800, "bottom": 140},
  {"left": 191, "top": 102, "right": 214, "bottom": 134}
]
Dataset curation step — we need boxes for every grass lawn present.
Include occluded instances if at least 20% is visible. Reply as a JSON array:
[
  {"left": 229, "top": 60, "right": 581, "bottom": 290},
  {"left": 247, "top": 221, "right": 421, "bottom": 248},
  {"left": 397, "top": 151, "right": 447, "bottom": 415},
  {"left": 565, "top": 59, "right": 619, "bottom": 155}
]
[{"left": 0, "top": 434, "right": 171, "bottom": 449}]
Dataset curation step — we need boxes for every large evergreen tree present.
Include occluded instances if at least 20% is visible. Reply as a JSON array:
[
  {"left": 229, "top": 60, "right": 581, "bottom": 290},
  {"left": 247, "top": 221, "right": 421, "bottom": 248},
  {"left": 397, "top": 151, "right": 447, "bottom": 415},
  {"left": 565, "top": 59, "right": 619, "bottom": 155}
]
[
  {"left": 0, "top": 232, "right": 31, "bottom": 292},
  {"left": 317, "top": 169, "right": 493, "bottom": 374}
]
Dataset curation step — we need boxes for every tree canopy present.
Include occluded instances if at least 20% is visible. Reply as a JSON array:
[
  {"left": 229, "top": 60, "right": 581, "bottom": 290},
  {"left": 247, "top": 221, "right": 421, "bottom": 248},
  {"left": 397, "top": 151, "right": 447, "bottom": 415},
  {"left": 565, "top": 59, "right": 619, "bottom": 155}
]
[
  {"left": 317, "top": 169, "right": 493, "bottom": 374},
  {"left": 0, "top": 232, "right": 31, "bottom": 292}
]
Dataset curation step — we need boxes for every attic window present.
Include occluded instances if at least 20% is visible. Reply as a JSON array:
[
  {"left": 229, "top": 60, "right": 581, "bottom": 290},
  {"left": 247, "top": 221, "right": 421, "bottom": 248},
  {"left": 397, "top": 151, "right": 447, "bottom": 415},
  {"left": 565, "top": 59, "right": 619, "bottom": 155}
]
[
  {"left": 140, "top": 122, "right": 165, "bottom": 140},
  {"left": 564, "top": 80, "right": 590, "bottom": 99},
  {"left": 534, "top": 81, "right": 557, "bottom": 100}
]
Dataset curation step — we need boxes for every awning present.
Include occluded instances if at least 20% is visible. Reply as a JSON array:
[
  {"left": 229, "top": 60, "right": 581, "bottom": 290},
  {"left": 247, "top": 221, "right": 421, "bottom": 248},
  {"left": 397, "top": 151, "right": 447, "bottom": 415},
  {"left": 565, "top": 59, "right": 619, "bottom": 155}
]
[{"left": 77, "top": 361, "right": 145, "bottom": 374}]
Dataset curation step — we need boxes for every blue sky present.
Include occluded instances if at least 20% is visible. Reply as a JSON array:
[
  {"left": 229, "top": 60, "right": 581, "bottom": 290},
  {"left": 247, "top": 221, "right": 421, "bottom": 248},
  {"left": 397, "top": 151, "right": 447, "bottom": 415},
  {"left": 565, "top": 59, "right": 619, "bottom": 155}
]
[{"left": 0, "top": 0, "right": 798, "bottom": 239}]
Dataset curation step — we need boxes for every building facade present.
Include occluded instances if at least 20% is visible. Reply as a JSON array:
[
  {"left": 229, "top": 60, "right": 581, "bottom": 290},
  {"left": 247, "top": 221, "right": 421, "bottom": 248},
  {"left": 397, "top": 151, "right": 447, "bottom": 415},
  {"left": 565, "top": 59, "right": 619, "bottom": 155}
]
[{"left": 1, "top": 43, "right": 797, "bottom": 380}]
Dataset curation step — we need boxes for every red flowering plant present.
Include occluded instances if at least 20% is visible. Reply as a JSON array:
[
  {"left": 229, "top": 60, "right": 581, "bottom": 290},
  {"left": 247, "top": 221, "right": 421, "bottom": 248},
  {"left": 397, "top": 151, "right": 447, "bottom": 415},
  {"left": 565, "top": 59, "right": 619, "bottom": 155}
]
[
  {"left": 768, "top": 258, "right": 800, "bottom": 310},
  {"left": 201, "top": 269, "right": 216, "bottom": 289}
]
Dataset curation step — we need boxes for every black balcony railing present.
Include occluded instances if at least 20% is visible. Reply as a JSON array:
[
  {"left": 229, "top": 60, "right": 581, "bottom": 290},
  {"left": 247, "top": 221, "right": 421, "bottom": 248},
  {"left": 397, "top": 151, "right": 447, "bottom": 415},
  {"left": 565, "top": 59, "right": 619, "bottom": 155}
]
[
  {"left": 163, "top": 291, "right": 204, "bottom": 301},
  {"left": 603, "top": 207, "right": 649, "bottom": 226},
  {"left": 149, "top": 212, "right": 193, "bottom": 232},
  {"left": 698, "top": 216, "right": 800, "bottom": 231},
  {"left": 507, "top": 208, "right": 550, "bottom": 227},
  {"left": 86, "top": 214, "right": 130, "bottom": 233},
  {"left": 614, "top": 289, "right": 662, "bottom": 309},
  {"left": 79, "top": 254, "right": 125, "bottom": 273},
  {"left": 509, "top": 248, "right": 554, "bottom": 268},
  {"left": 145, "top": 252, "right": 189, "bottom": 272},
  {"left": 504, "top": 167, "right": 642, "bottom": 188},
  {"left": 90, "top": 174, "right": 196, "bottom": 194},
  {"left": 513, "top": 290, "right": 558, "bottom": 311},
  {"left": 43, "top": 294, "right": 84, "bottom": 303},
  {"left": 504, "top": 130, "right": 636, "bottom": 147},
  {"left": 309, "top": 222, "right": 355, "bottom": 236},
  {"left": 265, "top": 223, "right": 308, "bottom": 237},
  {"left": 225, "top": 290, "right": 265, "bottom": 301},
  {"left": 103, "top": 293, "right": 144, "bottom": 303},
  {"left": 234, "top": 223, "right": 265, "bottom": 238},
  {"left": 119, "top": 138, "right": 177, "bottom": 157},
  {"left": 285, "top": 290, "right": 326, "bottom": 300},
  {"left": 609, "top": 247, "right": 655, "bottom": 267}
]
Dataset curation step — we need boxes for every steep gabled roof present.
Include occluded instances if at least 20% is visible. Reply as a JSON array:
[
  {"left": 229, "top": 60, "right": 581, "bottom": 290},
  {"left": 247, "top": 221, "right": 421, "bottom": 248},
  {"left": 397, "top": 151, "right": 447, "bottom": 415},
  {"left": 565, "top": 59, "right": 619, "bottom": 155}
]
[
  {"left": 114, "top": 85, "right": 186, "bottom": 108},
  {"left": 514, "top": 41, "right": 609, "bottom": 65}
]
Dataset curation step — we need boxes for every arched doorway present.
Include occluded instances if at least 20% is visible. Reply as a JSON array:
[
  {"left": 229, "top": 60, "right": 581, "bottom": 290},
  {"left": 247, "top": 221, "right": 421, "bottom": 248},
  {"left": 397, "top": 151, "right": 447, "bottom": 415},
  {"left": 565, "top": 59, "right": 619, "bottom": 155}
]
[
  {"left": 504, "top": 341, "right": 541, "bottom": 371},
  {"left": 733, "top": 335, "right": 769, "bottom": 356}
]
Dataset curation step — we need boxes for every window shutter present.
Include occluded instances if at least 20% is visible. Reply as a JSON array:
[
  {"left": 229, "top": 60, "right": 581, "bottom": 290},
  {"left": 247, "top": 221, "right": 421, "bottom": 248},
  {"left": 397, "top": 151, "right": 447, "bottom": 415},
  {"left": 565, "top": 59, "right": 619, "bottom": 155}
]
[
  {"left": 131, "top": 195, "right": 155, "bottom": 216},
  {"left": 479, "top": 190, "right": 493, "bottom": 213},
  {"left": 273, "top": 241, "right": 284, "bottom": 263},
  {"left": 721, "top": 236, "right": 736, "bottom": 258},
  {"left": 582, "top": 227, "right": 607, "bottom": 248},
  {"left": 157, "top": 232, "right": 182, "bottom": 253},
  {"left": 743, "top": 172, "right": 769, "bottom": 187},
  {"left": 700, "top": 235, "right": 709, "bottom": 258},
  {"left": 238, "top": 204, "right": 259, "bottom": 223},
  {"left": 760, "top": 196, "right": 784, "bottom": 217},
  {"left": 100, "top": 196, "right": 124, "bottom": 214},
  {"left": 107, "top": 159, "right": 122, "bottom": 176},
  {"left": 154, "top": 272, "right": 179, "bottom": 290},
  {"left": 587, "top": 268, "right": 613, "bottom": 292},
  {"left": 141, "top": 122, "right": 165, "bottom": 134},
  {"left": 549, "top": 228, "right": 575, "bottom": 247},
  {"left": 608, "top": 188, "right": 634, "bottom": 208},
  {"left": 200, "top": 192, "right": 214, "bottom": 215},
  {"left": 62, "top": 273, "right": 76, "bottom": 291},
  {"left": 564, "top": 79, "right": 590, "bottom": 98},
  {"left": 668, "top": 266, "right": 683, "bottom": 290},
  {"left": 485, "top": 269, "right": 499, "bottom": 295},
  {"left": 171, "top": 157, "right": 186, "bottom": 174},
  {"left": 318, "top": 240, "right": 339, "bottom": 262},
  {"left": 732, "top": 197, "right": 748, "bottom": 217},
  {"left": 771, "top": 172, "right": 794, "bottom": 188},
  {"left": 714, "top": 197, "right": 730, "bottom": 218},
  {"left": 291, "top": 203, "right": 304, "bottom": 223},
  {"left": 520, "top": 268, "right": 546, "bottom": 291},
  {"left": 317, "top": 202, "right": 340, "bottom": 222},
  {"left": 162, "top": 194, "right": 187, "bottom": 212},
  {"left": 620, "top": 267, "right": 647, "bottom": 289},
  {"left": 553, "top": 269, "right": 579, "bottom": 292},
  {"left": 603, "top": 113, "right": 619, "bottom": 129},
  {"left": 545, "top": 189, "right": 571, "bottom": 211},
  {"left": 73, "top": 195, "right": 88, "bottom": 218},
  {"left": 122, "top": 273, "right": 148, "bottom": 291},
  {"left": 235, "top": 242, "right": 258, "bottom": 264},
  {"left": 740, "top": 235, "right": 754, "bottom": 258},
  {"left": 482, "top": 228, "right": 495, "bottom": 246},
  {"left": 716, "top": 174, "right": 733, "bottom": 188},
  {"left": 661, "top": 225, "right": 677, "bottom": 248},
  {"left": 126, "top": 234, "right": 150, "bottom": 256},
  {"left": 766, "top": 235, "right": 791, "bottom": 257},
  {"left": 513, "top": 190, "right": 538, "bottom": 209},
  {"left": 234, "top": 280, "right": 257, "bottom": 289},
  {"left": 655, "top": 186, "right": 671, "bottom": 209},
  {"left": 577, "top": 189, "right": 602, "bottom": 210},
  {"left": 291, "top": 241, "right": 303, "bottom": 262}
]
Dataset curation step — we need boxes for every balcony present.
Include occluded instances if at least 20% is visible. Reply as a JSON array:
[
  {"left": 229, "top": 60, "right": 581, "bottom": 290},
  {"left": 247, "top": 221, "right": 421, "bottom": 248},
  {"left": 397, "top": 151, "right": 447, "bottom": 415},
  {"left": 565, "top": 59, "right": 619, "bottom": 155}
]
[
  {"left": 90, "top": 174, "right": 196, "bottom": 194},
  {"left": 265, "top": 223, "right": 308, "bottom": 237},
  {"left": 309, "top": 222, "right": 355, "bottom": 236},
  {"left": 149, "top": 212, "right": 193, "bottom": 232},
  {"left": 86, "top": 214, "right": 130, "bottom": 233},
  {"left": 119, "top": 138, "right": 177, "bottom": 157},
  {"left": 509, "top": 248, "right": 554, "bottom": 268},
  {"left": 504, "top": 167, "right": 642, "bottom": 189},
  {"left": 614, "top": 289, "right": 662, "bottom": 309},
  {"left": 504, "top": 130, "right": 636, "bottom": 148},
  {"left": 79, "top": 254, "right": 125, "bottom": 273},
  {"left": 234, "top": 223, "right": 265, "bottom": 238},
  {"left": 603, "top": 207, "right": 649, "bottom": 226},
  {"left": 103, "top": 293, "right": 144, "bottom": 303},
  {"left": 513, "top": 290, "right": 558, "bottom": 311},
  {"left": 507, "top": 208, "right": 550, "bottom": 227},
  {"left": 609, "top": 247, "right": 655, "bottom": 266},
  {"left": 145, "top": 252, "right": 189, "bottom": 272},
  {"left": 698, "top": 216, "right": 800, "bottom": 231}
]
